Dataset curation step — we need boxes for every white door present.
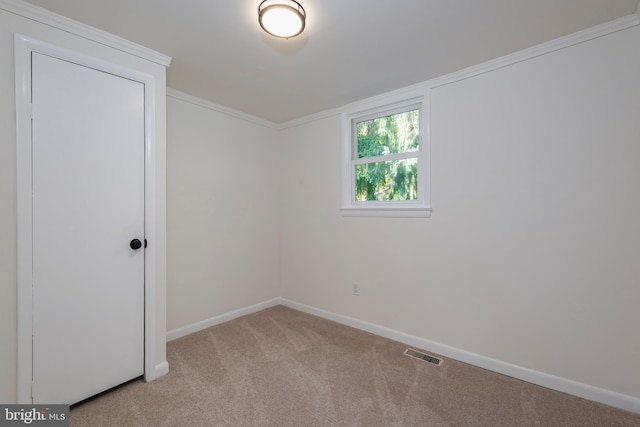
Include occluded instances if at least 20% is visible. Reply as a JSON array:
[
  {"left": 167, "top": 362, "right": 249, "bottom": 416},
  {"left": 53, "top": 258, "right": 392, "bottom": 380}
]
[{"left": 31, "top": 52, "right": 145, "bottom": 405}]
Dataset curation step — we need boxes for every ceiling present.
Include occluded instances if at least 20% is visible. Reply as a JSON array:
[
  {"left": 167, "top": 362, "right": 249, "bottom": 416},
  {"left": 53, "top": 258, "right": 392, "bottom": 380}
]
[{"left": 21, "top": 0, "right": 640, "bottom": 124}]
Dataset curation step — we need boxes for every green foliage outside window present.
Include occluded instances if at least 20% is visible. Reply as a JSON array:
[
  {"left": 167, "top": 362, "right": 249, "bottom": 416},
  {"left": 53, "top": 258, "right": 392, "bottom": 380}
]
[{"left": 355, "top": 109, "right": 420, "bottom": 201}]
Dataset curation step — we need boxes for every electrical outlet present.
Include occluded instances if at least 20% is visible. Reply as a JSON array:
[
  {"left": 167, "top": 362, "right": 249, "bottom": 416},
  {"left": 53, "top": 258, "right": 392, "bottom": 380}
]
[{"left": 353, "top": 283, "right": 360, "bottom": 296}]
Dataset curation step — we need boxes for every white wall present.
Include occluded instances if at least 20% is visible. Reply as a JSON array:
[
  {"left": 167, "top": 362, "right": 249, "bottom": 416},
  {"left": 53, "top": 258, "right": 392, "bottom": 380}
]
[
  {"left": 166, "top": 93, "right": 282, "bottom": 332},
  {"left": 2, "top": 0, "right": 638, "bottom": 409},
  {"left": 280, "top": 24, "right": 640, "bottom": 400},
  {"left": 0, "top": 5, "right": 168, "bottom": 403},
  {"left": 0, "top": 10, "right": 17, "bottom": 401}
]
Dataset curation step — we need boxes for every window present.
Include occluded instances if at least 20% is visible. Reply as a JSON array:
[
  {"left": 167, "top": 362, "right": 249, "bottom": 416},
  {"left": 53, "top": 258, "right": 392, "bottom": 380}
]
[{"left": 341, "top": 97, "right": 431, "bottom": 217}]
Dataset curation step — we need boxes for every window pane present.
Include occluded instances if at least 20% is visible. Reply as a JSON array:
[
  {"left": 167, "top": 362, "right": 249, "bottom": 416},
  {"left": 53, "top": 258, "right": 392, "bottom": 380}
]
[
  {"left": 356, "top": 109, "right": 419, "bottom": 159},
  {"left": 355, "top": 158, "right": 418, "bottom": 201}
]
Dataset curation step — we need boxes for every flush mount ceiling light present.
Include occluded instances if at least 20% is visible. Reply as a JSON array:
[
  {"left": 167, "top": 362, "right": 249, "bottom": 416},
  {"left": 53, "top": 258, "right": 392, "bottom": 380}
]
[{"left": 258, "top": 0, "right": 306, "bottom": 39}]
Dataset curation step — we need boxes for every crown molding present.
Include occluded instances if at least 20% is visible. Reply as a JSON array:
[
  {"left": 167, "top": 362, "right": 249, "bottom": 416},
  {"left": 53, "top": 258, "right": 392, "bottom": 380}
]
[
  {"left": 279, "top": 12, "right": 639, "bottom": 130},
  {"left": 194, "top": 10, "right": 640, "bottom": 131},
  {"left": 276, "top": 108, "right": 341, "bottom": 130},
  {"left": 167, "top": 88, "right": 279, "bottom": 130},
  {"left": 0, "top": 0, "right": 171, "bottom": 67},
  {"left": 426, "top": 12, "right": 639, "bottom": 90},
  {"left": 4, "top": 0, "right": 633, "bottom": 129}
]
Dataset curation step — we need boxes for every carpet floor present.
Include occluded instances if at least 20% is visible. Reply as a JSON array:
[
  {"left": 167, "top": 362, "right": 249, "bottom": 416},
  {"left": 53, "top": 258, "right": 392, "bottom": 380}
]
[{"left": 70, "top": 305, "right": 640, "bottom": 426}]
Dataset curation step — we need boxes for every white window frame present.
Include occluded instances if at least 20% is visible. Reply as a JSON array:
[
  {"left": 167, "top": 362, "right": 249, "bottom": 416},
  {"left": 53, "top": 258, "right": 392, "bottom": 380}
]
[{"left": 341, "top": 95, "right": 431, "bottom": 217}]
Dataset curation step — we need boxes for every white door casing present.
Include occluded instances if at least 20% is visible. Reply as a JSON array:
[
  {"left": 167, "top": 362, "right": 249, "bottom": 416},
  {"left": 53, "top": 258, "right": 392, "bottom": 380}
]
[{"left": 15, "top": 34, "right": 163, "bottom": 404}]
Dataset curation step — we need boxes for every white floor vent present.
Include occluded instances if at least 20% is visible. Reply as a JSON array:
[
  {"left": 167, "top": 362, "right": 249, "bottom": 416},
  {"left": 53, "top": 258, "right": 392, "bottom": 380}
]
[{"left": 404, "top": 348, "right": 442, "bottom": 365}]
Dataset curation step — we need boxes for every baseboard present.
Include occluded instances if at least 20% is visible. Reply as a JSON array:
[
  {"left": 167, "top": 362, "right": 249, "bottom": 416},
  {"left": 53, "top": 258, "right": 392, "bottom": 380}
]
[
  {"left": 166, "top": 298, "right": 282, "bottom": 341},
  {"left": 280, "top": 298, "right": 640, "bottom": 415},
  {"left": 166, "top": 297, "right": 640, "bottom": 414},
  {"left": 155, "top": 361, "right": 169, "bottom": 379}
]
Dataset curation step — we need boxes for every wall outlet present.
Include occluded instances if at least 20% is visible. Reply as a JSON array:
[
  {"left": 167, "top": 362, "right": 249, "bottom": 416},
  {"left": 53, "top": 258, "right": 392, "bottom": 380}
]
[{"left": 353, "top": 283, "right": 360, "bottom": 296}]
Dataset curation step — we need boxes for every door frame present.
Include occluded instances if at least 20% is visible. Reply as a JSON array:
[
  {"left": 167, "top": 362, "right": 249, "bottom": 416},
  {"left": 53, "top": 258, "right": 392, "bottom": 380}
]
[{"left": 14, "top": 33, "right": 160, "bottom": 403}]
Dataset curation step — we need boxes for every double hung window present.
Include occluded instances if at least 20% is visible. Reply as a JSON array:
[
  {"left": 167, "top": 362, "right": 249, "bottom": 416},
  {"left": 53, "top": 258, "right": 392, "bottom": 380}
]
[{"left": 341, "top": 97, "right": 431, "bottom": 217}]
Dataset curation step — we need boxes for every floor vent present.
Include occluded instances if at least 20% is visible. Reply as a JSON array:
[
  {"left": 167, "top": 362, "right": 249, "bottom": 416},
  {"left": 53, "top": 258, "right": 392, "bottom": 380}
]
[{"left": 404, "top": 348, "right": 442, "bottom": 365}]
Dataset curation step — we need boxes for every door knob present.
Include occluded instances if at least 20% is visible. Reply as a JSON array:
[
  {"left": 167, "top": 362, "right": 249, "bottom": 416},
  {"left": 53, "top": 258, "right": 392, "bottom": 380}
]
[{"left": 130, "top": 238, "right": 142, "bottom": 250}]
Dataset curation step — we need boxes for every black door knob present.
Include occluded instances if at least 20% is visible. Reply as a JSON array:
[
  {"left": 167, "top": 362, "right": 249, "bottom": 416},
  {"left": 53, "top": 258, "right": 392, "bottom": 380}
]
[{"left": 130, "top": 239, "right": 143, "bottom": 250}]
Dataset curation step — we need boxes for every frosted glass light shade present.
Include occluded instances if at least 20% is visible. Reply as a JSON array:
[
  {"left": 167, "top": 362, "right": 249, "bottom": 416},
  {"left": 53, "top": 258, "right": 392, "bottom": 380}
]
[{"left": 258, "top": 0, "right": 306, "bottom": 39}]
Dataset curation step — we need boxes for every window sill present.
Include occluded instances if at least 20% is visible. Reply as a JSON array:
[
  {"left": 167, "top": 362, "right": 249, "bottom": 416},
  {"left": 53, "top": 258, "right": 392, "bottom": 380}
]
[{"left": 340, "top": 207, "right": 432, "bottom": 218}]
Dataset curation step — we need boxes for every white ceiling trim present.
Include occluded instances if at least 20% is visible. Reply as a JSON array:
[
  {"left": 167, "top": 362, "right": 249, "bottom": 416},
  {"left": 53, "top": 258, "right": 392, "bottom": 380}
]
[
  {"left": 426, "top": 12, "right": 639, "bottom": 90},
  {"left": 278, "top": 12, "right": 640, "bottom": 130},
  {"left": 169, "top": 10, "right": 639, "bottom": 132},
  {"left": 167, "top": 88, "right": 279, "bottom": 130},
  {"left": 0, "top": 0, "right": 171, "bottom": 66}
]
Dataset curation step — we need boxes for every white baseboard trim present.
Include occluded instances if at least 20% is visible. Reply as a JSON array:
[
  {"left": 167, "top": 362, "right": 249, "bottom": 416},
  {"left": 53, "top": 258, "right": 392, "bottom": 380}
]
[
  {"left": 166, "top": 298, "right": 282, "bottom": 341},
  {"left": 280, "top": 298, "right": 640, "bottom": 415},
  {"left": 149, "top": 361, "right": 169, "bottom": 380},
  {"left": 166, "top": 297, "right": 640, "bottom": 414}
]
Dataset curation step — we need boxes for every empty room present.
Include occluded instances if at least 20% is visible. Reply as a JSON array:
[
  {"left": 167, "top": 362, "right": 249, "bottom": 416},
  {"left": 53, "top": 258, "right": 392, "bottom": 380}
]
[{"left": 1, "top": 0, "right": 639, "bottom": 425}]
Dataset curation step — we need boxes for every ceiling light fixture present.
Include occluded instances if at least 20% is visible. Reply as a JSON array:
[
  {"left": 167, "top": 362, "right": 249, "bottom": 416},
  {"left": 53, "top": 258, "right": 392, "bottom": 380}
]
[{"left": 258, "top": 0, "right": 306, "bottom": 39}]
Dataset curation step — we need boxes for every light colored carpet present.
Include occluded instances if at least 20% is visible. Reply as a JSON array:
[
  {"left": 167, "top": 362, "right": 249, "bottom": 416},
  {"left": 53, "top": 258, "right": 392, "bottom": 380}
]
[{"left": 71, "top": 305, "right": 640, "bottom": 426}]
